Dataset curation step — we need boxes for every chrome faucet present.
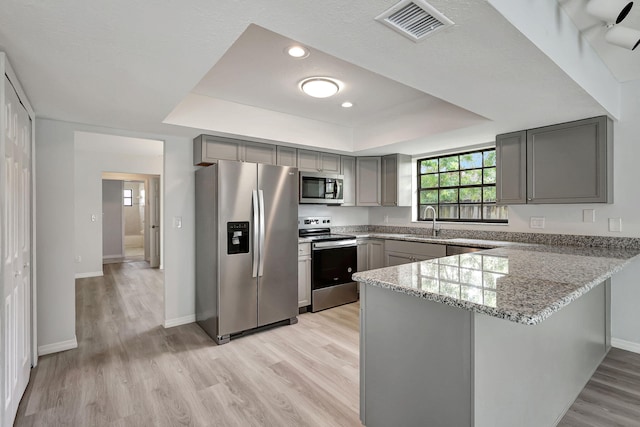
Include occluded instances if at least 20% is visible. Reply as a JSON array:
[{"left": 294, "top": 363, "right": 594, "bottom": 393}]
[{"left": 424, "top": 206, "right": 438, "bottom": 237}]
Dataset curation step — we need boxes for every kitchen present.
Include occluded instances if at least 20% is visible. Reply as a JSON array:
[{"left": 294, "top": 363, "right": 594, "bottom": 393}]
[{"left": 3, "top": 0, "right": 640, "bottom": 426}]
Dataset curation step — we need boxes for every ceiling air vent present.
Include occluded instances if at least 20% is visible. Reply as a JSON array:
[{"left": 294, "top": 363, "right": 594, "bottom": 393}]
[{"left": 376, "top": 0, "right": 454, "bottom": 42}]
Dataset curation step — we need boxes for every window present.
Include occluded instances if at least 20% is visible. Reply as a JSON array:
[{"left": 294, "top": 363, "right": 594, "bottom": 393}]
[
  {"left": 417, "top": 148, "right": 507, "bottom": 223},
  {"left": 123, "top": 189, "right": 133, "bottom": 206}
]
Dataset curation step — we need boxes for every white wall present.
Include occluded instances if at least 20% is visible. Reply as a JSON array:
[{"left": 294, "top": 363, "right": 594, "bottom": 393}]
[
  {"left": 35, "top": 119, "right": 77, "bottom": 353},
  {"left": 37, "top": 118, "right": 195, "bottom": 351},
  {"left": 74, "top": 147, "right": 162, "bottom": 276}
]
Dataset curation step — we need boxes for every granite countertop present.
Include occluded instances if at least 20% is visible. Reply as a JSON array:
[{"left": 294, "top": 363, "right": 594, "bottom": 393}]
[{"left": 352, "top": 244, "right": 640, "bottom": 325}]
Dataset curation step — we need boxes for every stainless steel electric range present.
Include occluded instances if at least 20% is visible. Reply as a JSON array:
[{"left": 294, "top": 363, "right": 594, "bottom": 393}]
[{"left": 298, "top": 217, "right": 358, "bottom": 312}]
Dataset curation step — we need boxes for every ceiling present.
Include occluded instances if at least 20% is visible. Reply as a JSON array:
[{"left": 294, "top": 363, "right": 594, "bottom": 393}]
[{"left": 0, "top": 0, "right": 625, "bottom": 156}]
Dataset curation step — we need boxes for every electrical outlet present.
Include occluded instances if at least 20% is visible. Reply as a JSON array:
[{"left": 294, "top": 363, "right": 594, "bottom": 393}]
[
  {"left": 530, "top": 216, "right": 545, "bottom": 229},
  {"left": 91, "top": 214, "right": 96, "bottom": 222},
  {"left": 173, "top": 216, "right": 182, "bottom": 229},
  {"left": 75, "top": 256, "right": 82, "bottom": 263},
  {"left": 608, "top": 218, "right": 622, "bottom": 232},
  {"left": 582, "top": 209, "right": 595, "bottom": 223},
  {"left": 383, "top": 215, "right": 389, "bottom": 224}
]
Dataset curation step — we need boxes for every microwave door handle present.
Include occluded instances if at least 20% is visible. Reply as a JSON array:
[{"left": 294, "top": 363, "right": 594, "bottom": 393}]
[
  {"left": 252, "top": 190, "right": 259, "bottom": 278},
  {"left": 334, "top": 180, "right": 339, "bottom": 198}
]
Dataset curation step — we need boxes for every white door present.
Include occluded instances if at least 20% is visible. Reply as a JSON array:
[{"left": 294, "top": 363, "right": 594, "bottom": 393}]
[
  {"left": 149, "top": 177, "right": 160, "bottom": 268},
  {"left": 3, "top": 76, "right": 31, "bottom": 427}
]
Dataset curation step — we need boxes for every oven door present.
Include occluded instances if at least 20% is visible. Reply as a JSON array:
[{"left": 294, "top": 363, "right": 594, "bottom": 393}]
[{"left": 311, "top": 242, "right": 357, "bottom": 290}]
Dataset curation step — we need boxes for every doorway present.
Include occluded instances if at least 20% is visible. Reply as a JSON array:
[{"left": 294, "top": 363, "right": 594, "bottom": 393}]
[{"left": 101, "top": 173, "right": 161, "bottom": 268}]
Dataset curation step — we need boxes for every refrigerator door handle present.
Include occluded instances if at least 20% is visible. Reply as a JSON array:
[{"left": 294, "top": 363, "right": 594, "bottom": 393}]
[
  {"left": 258, "top": 189, "right": 266, "bottom": 277},
  {"left": 252, "top": 190, "right": 259, "bottom": 278}
]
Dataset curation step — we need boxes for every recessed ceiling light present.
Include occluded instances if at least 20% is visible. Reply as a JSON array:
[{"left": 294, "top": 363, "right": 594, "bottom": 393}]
[
  {"left": 300, "top": 77, "right": 341, "bottom": 98},
  {"left": 286, "top": 45, "right": 309, "bottom": 58},
  {"left": 341, "top": 101, "right": 354, "bottom": 108}
]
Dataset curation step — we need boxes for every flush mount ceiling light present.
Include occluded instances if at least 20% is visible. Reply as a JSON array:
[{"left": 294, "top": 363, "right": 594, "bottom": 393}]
[
  {"left": 586, "top": 0, "right": 633, "bottom": 24},
  {"left": 341, "top": 101, "right": 354, "bottom": 108},
  {"left": 285, "top": 45, "right": 309, "bottom": 59},
  {"left": 300, "top": 77, "right": 341, "bottom": 98}
]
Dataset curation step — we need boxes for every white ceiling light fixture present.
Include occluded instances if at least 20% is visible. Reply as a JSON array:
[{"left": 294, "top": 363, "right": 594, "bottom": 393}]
[
  {"left": 341, "top": 101, "right": 354, "bottom": 108},
  {"left": 300, "top": 77, "right": 342, "bottom": 98},
  {"left": 586, "top": 0, "right": 633, "bottom": 24},
  {"left": 585, "top": 0, "right": 639, "bottom": 51},
  {"left": 286, "top": 45, "right": 309, "bottom": 58},
  {"left": 606, "top": 25, "right": 640, "bottom": 50}
]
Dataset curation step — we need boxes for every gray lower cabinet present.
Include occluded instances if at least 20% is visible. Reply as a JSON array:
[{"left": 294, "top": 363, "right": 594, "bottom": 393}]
[
  {"left": 341, "top": 156, "right": 356, "bottom": 206},
  {"left": 496, "top": 116, "right": 612, "bottom": 204},
  {"left": 297, "top": 243, "right": 311, "bottom": 308},
  {"left": 276, "top": 146, "right": 297, "bottom": 167},
  {"left": 384, "top": 240, "right": 446, "bottom": 266},
  {"left": 381, "top": 154, "right": 412, "bottom": 207},
  {"left": 356, "top": 157, "right": 381, "bottom": 206},
  {"left": 357, "top": 239, "right": 385, "bottom": 271}
]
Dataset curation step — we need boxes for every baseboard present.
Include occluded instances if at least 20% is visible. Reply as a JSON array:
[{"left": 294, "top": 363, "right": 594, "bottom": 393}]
[
  {"left": 38, "top": 336, "right": 78, "bottom": 356},
  {"left": 75, "top": 271, "right": 103, "bottom": 279},
  {"left": 611, "top": 337, "right": 640, "bottom": 354},
  {"left": 103, "top": 254, "right": 124, "bottom": 260},
  {"left": 164, "top": 314, "right": 196, "bottom": 328}
]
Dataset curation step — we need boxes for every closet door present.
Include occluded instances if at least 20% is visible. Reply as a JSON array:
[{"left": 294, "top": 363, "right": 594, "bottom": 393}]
[{"left": 2, "top": 76, "right": 31, "bottom": 427}]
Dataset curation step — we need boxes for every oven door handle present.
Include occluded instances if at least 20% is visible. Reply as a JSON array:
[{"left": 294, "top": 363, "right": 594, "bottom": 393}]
[{"left": 312, "top": 239, "right": 357, "bottom": 250}]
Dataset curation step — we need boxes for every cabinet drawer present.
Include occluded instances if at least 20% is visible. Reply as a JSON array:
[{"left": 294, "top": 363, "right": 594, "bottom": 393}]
[
  {"left": 298, "top": 243, "right": 311, "bottom": 256},
  {"left": 384, "top": 240, "right": 446, "bottom": 258}
]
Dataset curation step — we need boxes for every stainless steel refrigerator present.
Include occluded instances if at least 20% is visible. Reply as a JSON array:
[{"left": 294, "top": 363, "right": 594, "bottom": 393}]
[{"left": 195, "top": 160, "right": 299, "bottom": 344}]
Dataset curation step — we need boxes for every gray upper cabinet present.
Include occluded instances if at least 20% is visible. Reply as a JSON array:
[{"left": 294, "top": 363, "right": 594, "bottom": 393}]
[
  {"left": 496, "top": 116, "right": 612, "bottom": 205},
  {"left": 244, "top": 141, "right": 276, "bottom": 165},
  {"left": 527, "top": 116, "right": 612, "bottom": 204},
  {"left": 194, "top": 135, "right": 276, "bottom": 166},
  {"left": 496, "top": 131, "right": 526, "bottom": 205},
  {"left": 297, "top": 149, "right": 341, "bottom": 172},
  {"left": 320, "top": 153, "right": 341, "bottom": 173},
  {"left": 341, "top": 155, "right": 356, "bottom": 206},
  {"left": 194, "top": 135, "right": 242, "bottom": 165},
  {"left": 276, "top": 146, "right": 297, "bottom": 167},
  {"left": 357, "top": 157, "right": 381, "bottom": 206},
  {"left": 297, "top": 149, "right": 321, "bottom": 171},
  {"left": 381, "top": 154, "right": 412, "bottom": 207}
]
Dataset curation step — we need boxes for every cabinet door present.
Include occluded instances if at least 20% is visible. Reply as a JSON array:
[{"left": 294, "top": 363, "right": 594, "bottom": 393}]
[
  {"left": 193, "top": 135, "right": 242, "bottom": 165},
  {"left": 527, "top": 116, "right": 611, "bottom": 204},
  {"left": 356, "top": 157, "right": 381, "bottom": 206},
  {"left": 320, "top": 153, "right": 341, "bottom": 173},
  {"left": 496, "top": 131, "right": 527, "bottom": 205},
  {"left": 277, "top": 146, "right": 297, "bottom": 167},
  {"left": 368, "top": 240, "right": 385, "bottom": 269},
  {"left": 297, "top": 149, "right": 321, "bottom": 171},
  {"left": 341, "top": 156, "right": 357, "bottom": 206},
  {"left": 297, "top": 256, "right": 311, "bottom": 308},
  {"left": 244, "top": 141, "right": 276, "bottom": 165},
  {"left": 357, "top": 241, "right": 369, "bottom": 271},
  {"left": 381, "top": 155, "right": 398, "bottom": 207},
  {"left": 385, "top": 251, "right": 415, "bottom": 267}
]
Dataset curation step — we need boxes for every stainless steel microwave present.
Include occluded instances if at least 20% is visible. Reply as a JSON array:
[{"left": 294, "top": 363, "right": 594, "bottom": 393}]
[{"left": 299, "top": 172, "right": 344, "bottom": 205}]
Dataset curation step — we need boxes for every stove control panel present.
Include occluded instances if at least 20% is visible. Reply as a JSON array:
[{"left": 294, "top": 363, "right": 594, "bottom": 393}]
[{"left": 298, "top": 216, "right": 331, "bottom": 229}]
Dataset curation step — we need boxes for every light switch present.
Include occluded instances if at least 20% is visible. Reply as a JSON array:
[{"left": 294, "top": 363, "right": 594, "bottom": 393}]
[
  {"left": 530, "top": 216, "right": 545, "bottom": 229},
  {"left": 608, "top": 218, "right": 622, "bottom": 232},
  {"left": 582, "top": 209, "right": 595, "bottom": 223},
  {"left": 173, "top": 216, "right": 182, "bottom": 229}
]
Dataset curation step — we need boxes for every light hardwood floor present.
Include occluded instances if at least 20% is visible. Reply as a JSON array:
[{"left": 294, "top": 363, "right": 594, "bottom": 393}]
[{"left": 14, "top": 261, "right": 640, "bottom": 426}]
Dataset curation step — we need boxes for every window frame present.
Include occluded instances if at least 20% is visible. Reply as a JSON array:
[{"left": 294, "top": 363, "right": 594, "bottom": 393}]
[
  {"left": 123, "top": 189, "right": 133, "bottom": 207},
  {"left": 416, "top": 148, "right": 507, "bottom": 224}
]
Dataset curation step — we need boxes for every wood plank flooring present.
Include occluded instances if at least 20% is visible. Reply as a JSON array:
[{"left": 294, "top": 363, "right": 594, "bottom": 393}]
[{"left": 13, "top": 260, "right": 640, "bottom": 426}]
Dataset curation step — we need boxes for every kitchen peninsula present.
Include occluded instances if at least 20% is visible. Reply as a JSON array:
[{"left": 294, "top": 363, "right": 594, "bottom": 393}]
[{"left": 353, "top": 244, "right": 640, "bottom": 427}]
